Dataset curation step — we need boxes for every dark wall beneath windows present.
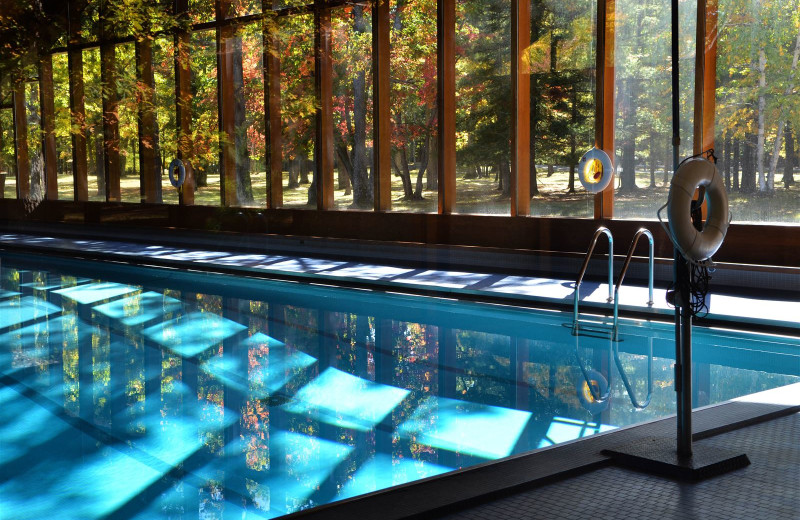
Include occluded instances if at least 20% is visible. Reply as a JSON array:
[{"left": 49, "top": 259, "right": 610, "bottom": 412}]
[{"left": 0, "top": 199, "right": 798, "bottom": 269}]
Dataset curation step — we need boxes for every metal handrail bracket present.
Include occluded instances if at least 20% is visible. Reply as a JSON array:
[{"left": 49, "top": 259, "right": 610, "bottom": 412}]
[{"left": 573, "top": 226, "right": 614, "bottom": 334}]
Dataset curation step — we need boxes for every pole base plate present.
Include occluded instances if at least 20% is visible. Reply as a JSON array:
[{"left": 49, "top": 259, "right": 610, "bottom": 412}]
[{"left": 602, "top": 436, "right": 750, "bottom": 481}]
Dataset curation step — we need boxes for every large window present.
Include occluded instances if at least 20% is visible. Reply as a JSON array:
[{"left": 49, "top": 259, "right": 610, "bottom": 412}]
[
  {"left": 715, "top": 0, "right": 800, "bottom": 223},
  {"left": 0, "top": 0, "right": 796, "bottom": 240},
  {"left": 614, "top": 0, "right": 696, "bottom": 221}
]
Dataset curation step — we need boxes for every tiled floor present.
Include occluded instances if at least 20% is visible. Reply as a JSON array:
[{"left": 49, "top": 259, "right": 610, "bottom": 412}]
[
  {"left": 1, "top": 232, "right": 798, "bottom": 330},
  {"left": 440, "top": 412, "right": 799, "bottom": 520}
]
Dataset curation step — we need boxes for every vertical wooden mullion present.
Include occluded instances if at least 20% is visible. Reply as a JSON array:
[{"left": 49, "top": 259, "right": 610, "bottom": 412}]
[
  {"left": 315, "top": 0, "right": 334, "bottom": 210},
  {"left": 101, "top": 43, "right": 121, "bottom": 201},
  {"left": 694, "top": 0, "right": 717, "bottom": 155},
  {"left": 175, "top": 0, "right": 195, "bottom": 205},
  {"left": 437, "top": 0, "right": 456, "bottom": 214},
  {"left": 511, "top": 0, "right": 531, "bottom": 216},
  {"left": 137, "top": 39, "right": 160, "bottom": 203},
  {"left": 40, "top": 55, "right": 58, "bottom": 200},
  {"left": 263, "top": 4, "right": 283, "bottom": 208},
  {"left": 594, "top": 0, "right": 615, "bottom": 219},
  {"left": 372, "top": 0, "right": 391, "bottom": 211},
  {"left": 12, "top": 82, "right": 30, "bottom": 199},
  {"left": 217, "top": 0, "right": 238, "bottom": 207}
]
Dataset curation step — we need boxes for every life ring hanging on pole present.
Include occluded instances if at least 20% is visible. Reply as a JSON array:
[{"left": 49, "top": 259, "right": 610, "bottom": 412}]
[
  {"left": 578, "top": 147, "right": 614, "bottom": 193},
  {"left": 667, "top": 158, "right": 729, "bottom": 263},
  {"left": 168, "top": 158, "right": 186, "bottom": 188}
]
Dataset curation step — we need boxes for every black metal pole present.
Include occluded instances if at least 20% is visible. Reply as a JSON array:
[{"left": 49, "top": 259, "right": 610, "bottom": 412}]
[{"left": 671, "top": 0, "right": 692, "bottom": 457}]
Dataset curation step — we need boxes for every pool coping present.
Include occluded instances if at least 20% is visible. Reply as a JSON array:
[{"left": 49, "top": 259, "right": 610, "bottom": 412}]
[
  {"left": 287, "top": 383, "right": 800, "bottom": 520},
  {"left": 0, "top": 231, "right": 798, "bottom": 334}
]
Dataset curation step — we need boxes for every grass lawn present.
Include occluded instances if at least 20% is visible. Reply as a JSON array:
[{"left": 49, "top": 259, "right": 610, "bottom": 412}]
[{"left": 2, "top": 165, "right": 798, "bottom": 224}]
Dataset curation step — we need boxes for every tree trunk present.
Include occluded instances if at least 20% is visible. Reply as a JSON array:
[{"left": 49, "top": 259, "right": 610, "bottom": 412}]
[
  {"left": 741, "top": 133, "right": 756, "bottom": 192},
  {"left": 233, "top": 35, "right": 253, "bottom": 203},
  {"left": 757, "top": 48, "right": 767, "bottom": 191},
  {"left": 732, "top": 138, "right": 740, "bottom": 191},
  {"left": 723, "top": 132, "right": 731, "bottom": 188},
  {"left": 427, "top": 136, "right": 438, "bottom": 190},
  {"left": 288, "top": 158, "right": 300, "bottom": 188},
  {"left": 392, "top": 149, "right": 413, "bottom": 199},
  {"left": 413, "top": 132, "right": 431, "bottom": 198},
  {"left": 300, "top": 158, "right": 310, "bottom": 184},
  {"left": 768, "top": 26, "right": 800, "bottom": 190},
  {"left": 499, "top": 160, "right": 510, "bottom": 196},
  {"left": 335, "top": 143, "right": 352, "bottom": 195},
  {"left": 649, "top": 133, "right": 656, "bottom": 188},
  {"left": 619, "top": 79, "right": 638, "bottom": 191},
  {"left": 784, "top": 123, "right": 796, "bottom": 188},
  {"left": 95, "top": 135, "right": 105, "bottom": 196}
]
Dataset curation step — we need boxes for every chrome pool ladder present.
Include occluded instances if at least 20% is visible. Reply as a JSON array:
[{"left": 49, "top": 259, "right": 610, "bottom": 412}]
[
  {"left": 573, "top": 227, "right": 655, "bottom": 409},
  {"left": 572, "top": 226, "right": 614, "bottom": 336}
]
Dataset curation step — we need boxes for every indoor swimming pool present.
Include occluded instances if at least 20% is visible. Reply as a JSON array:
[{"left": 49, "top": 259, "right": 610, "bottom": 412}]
[{"left": 1, "top": 251, "right": 798, "bottom": 519}]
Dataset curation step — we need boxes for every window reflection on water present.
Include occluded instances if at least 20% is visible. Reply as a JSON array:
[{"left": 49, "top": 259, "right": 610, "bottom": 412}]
[{"left": 0, "top": 259, "right": 797, "bottom": 519}]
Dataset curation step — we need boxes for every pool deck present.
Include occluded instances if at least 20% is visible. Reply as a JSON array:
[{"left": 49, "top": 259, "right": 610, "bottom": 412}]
[{"left": 0, "top": 231, "right": 798, "bottom": 332}]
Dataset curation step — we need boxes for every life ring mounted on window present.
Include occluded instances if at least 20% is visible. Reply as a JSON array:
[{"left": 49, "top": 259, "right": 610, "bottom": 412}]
[
  {"left": 578, "top": 147, "right": 614, "bottom": 193},
  {"left": 168, "top": 159, "right": 186, "bottom": 189},
  {"left": 666, "top": 158, "right": 729, "bottom": 263}
]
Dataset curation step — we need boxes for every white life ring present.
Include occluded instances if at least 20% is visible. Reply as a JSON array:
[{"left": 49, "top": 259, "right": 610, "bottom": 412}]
[
  {"left": 667, "top": 158, "right": 729, "bottom": 262},
  {"left": 578, "top": 147, "right": 614, "bottom": 193}
]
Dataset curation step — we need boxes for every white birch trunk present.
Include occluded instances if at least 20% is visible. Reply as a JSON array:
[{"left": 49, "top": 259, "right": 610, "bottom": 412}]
[
  {"left": 768, "top": 28, "right": 800, "bottom": 190},
  {"left": 757, "top": 47, "right": 767, "bottom": 191}
]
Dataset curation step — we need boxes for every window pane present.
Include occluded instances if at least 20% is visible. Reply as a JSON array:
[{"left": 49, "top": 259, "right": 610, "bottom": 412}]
[
  {"left": 279, "top": 13, "right": 317, "bottom": 209},
  {"left": 117, "top": 43, "right": 141, "bottom": 203},
  {"left": 52, "top": 53, "right": 73, "bottom": 200},
  {"left": 152, "top": 38, "right": 179, "bottom": 204},
  {"left": 614, "top": 0, "right": 696, "bottom": 220},
  {"left": 0, "top": 108, "right": 17, "bottom": 199},
  {"left": 26, "top": 81, "right": 43, "bottom": 199},
  {"left": 191, "top": 30, "right": 220, "bottom": 206},
  {"left": 529, "top": 0, "right": 596, "bottom": 218},
  {"left": 455, "top": 0, "right": 511, "bottom": 215},
  {"left": 715, "top": 0, "right": 800, "bottom": 223},
  {"left": 83, "top": 47, "right": 105, "bottom": 202},
  {"left": 332, "top": 5, "right": 374, "bottom": 210},
  {"left": 189, "top": 0, "right": 215, "bottom": 24},
  {"left": 237, "top": 24, "right": 266, "bottom": 208},
  {"left": 390, "top": 0, "right": 438, "bottom": 213}
]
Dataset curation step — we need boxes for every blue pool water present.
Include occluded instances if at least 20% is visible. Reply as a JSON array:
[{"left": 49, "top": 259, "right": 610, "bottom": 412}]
[{"left": 0, "top": 252, "right": 798, "bottom": 519}]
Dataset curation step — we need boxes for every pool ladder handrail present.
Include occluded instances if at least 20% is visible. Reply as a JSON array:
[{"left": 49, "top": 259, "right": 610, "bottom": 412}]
[
  {"left": 610, "top": 228, "right": 655, "bottom": 409},
  {"left": 573, "top": 227, "right": 655, "bottom": 408},
  {"left": 572, "top": 226, "right": 614, "bottom": 336}
]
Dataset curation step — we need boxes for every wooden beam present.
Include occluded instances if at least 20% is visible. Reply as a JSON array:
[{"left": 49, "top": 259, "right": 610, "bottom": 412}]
[
  {"left": 315, "top": 0, "right": 334, "bottom": 210},
  {"left": 39, "top": 55, "right": 59, "bottom": 200},
  {"left": 217, "top": 0, "right": 238, "bottom": 207},
  {"left": 101, "top": 43, "right": 121, "bottom": 201},
  {"left": 136, "top": 39, "right": 162, "bottom": 203},
  {"left": 594, "top": 0, "right": 615, "bottom": 219},
  {"left": 372, "top": 0, "right": 391, "bottom": 212},
  {"left": 694, "top": 0, "right": 717, "bottom": 155},
  {"left": 264, "top": 6, "right": 283, "bottom": 208},
  {"left": 175, "top": 0, "right": 195, "bottom": 205},
  {"left": 437, "top": 0, "right": 456, "bottom": 214},
  {"left": 511, "top": 0, "right": 531, "bottom": 216},
  {"left": 12, "top": 82, "right": 30, "bottom": 199}
]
